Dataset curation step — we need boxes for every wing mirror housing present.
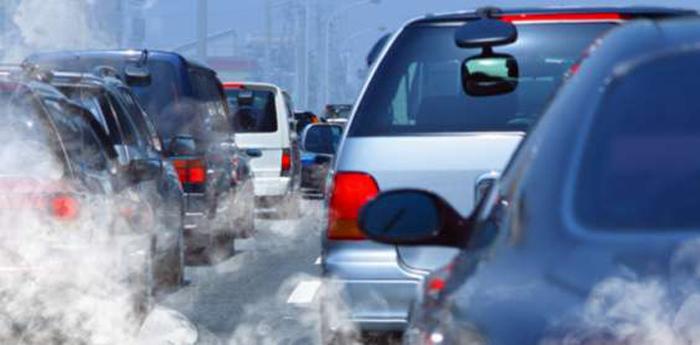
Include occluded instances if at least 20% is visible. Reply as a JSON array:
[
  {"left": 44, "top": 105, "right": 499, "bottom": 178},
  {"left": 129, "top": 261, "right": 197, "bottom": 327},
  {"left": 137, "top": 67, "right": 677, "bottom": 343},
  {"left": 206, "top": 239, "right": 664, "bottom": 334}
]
[
  {"left": 358, "top": 190, "right": 472, "bottom": 248},
  {"left": 301, "top": 124, "right": 344, "bottom": 155},
  {"left": 128, "top": 159, "right": 163, "bottom": 183}
]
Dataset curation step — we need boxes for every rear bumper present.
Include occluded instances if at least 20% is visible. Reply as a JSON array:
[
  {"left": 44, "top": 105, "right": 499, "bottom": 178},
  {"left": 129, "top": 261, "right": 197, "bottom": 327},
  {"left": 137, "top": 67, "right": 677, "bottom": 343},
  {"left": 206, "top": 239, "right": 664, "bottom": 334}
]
[
  {"left": 253, "top": 176, "right": 291, "bottom": 197},
  {"left": 322, "top": 242, "right": 426, "bottom": 333}
]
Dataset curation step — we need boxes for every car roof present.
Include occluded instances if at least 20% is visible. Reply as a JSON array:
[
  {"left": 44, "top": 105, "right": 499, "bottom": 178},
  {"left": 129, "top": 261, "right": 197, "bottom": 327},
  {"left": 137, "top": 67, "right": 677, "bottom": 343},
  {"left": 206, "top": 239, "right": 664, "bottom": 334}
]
[
  {"left": 26, "top": 49, "right": 216, "bottom": 74},
  {"left": 223, "top": 81, "right": 281, "bottom": 92},
  {"left": 411, "top": 6, "right": 697, "bottom": 25}
]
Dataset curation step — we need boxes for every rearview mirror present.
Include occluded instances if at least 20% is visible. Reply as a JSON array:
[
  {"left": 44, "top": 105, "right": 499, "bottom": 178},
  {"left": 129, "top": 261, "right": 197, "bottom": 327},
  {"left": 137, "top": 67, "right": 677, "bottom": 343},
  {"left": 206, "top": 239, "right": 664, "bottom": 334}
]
[
  {"left": 124, "top": 64, "right": 151, "bottom": 86},
  {"left": 358, "top": 190, "right": 471, "bottom": 248},
  {"left": 167, "top": 135, "right": 199, "bottom": 157},
  {"left": 301, "top": 124, "right": 343, "bottom": 155},
  {"left": 128, "top": 159, "right": 162, "bottom": 183},
  {"left": 462, "top": 54, "right": 518, "bottom": 96}
]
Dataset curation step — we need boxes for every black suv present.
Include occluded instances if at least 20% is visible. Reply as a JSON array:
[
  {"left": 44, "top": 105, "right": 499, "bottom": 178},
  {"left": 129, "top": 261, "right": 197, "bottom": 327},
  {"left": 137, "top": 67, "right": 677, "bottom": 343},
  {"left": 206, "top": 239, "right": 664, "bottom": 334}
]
[
  {"left": 40, "top": 70, "right": 186, "bottom": 290},
  {"left": 26, "top": 50, "right": 258, "bottom": 261}
]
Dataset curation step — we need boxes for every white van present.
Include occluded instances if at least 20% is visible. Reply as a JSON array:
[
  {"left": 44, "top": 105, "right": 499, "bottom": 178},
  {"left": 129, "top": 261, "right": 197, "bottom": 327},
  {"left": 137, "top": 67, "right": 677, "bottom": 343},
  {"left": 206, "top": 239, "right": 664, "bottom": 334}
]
[{"left": 224, "top": 82, "right": 301, "bottom": 216}]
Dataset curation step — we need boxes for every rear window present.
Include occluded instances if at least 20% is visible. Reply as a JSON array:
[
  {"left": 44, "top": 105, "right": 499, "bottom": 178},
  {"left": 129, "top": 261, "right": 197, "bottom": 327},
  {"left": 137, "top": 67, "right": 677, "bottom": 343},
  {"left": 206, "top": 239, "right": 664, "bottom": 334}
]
[
  {"left": 226, "top": 88, "right": 278, "bottom": 133},
  {"left": 349, "top": 22, "right": 615, "bottom": 137},
  {"left": 575, "top": 52, "right": 700, "bottom": 230},
  {"left": 0, "top": 90, "right": 65, "bottom": 177}
]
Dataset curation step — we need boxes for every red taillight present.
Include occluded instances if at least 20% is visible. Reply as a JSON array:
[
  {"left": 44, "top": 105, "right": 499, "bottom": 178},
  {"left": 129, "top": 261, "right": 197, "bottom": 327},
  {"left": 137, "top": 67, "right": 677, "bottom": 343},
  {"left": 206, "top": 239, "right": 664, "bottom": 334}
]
[
  {"left": 281, "top": 149, "right": 292, "bottom": 175},
  {"left": 223, "top": 82, "right": 245, "bottom": 90},
  {"left": 50, "top": 195, "right": 79, "bottom": 221},
  {"left": 500, "top": 13, "right": 626, "bottom": 24},
  {"left": 327, "top": 172, "right": 379, "bottom": 240},
  {"left": 173, "top": 159, "right": 207, "bottom": 184}
]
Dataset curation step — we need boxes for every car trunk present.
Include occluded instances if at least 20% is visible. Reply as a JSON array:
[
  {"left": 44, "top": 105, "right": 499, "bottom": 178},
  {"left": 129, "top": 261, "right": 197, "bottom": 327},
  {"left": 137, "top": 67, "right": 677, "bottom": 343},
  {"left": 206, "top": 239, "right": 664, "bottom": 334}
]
[
  {"left": 339, "top": 134, "right": 523, "bottom": 271},
  {"left": 236, "top": 133, "right": 285, "bottom": 178}
]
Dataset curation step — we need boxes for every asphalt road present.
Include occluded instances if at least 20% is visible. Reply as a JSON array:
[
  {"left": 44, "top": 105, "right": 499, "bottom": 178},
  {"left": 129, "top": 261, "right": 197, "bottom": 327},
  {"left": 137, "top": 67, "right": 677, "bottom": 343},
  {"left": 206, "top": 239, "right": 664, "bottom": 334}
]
[{"left": 163, "top": 200, "right": 325, "bottom": 344}]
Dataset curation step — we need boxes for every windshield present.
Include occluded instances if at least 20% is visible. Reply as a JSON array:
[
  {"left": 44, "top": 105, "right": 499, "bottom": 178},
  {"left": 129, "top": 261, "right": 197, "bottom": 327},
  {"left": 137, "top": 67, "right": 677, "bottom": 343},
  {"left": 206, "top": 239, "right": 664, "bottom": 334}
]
[
  {"left": 349, "top": 23, "right": 615, "bottom": 137},
  {"left": 576, "top": 52, "right": 700, "bottom": 230},
  {"left": 226, "top": 89, "right": 278, "bottom": 133}
]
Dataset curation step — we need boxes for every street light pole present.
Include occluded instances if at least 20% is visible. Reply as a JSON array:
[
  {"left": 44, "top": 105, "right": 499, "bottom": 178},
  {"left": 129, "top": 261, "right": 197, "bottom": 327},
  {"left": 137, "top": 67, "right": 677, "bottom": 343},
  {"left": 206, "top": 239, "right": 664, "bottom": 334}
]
[
  {"left": 324, "top": 0, "right": 380, "bottom": 106},
  {"left": 196, "top": 0, "right": 208, "bottom": 62}
]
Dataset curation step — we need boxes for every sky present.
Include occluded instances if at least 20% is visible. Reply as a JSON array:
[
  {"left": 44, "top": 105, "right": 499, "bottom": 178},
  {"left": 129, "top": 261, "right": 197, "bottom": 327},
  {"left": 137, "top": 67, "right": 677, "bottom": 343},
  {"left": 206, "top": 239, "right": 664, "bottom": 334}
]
[
  {"left": 140, "top": 0, "right": 700, "bottom": 108},
  {"left": 144, "top": 0, "right": 700, "bottom": 50}
]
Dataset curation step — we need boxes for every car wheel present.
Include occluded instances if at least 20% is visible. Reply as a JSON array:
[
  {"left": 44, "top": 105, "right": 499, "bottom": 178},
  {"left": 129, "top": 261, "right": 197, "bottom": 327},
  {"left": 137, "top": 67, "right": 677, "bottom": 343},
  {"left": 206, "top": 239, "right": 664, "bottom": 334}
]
[{"left": 204, "top": 233, "right": 235, "bottom": 264}]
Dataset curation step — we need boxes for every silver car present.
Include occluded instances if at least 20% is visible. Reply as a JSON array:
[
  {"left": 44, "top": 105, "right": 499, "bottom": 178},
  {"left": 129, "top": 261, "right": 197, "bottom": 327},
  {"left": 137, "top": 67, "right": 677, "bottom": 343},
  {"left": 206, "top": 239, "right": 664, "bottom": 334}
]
[{"left": 321, "top": 6, "right": 637, "bottom": 342}]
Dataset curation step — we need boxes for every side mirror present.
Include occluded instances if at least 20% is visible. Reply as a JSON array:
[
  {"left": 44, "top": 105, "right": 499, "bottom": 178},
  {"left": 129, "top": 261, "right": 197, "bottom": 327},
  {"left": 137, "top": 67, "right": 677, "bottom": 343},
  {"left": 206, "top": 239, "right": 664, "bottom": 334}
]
[
  {"left": 358, "top": 190, "right": 471, "bottom": 248},
  {"left": 462, "top": 54, "right": 518, "bottom": 96},
  {"left": 124, "top": 64, "right": 151, "bottom": 86},
  {"left": 128, "top": 159, "right": 163, "bottom": 183},
  {"left": 245, "top": 148, "right": 263, "bottom": 158},
  {"left": 167, "top": 135, "right": 199, "bottom": 157},
  {"left": 301, "top": 124, "right": 343, "bottom": 155}
]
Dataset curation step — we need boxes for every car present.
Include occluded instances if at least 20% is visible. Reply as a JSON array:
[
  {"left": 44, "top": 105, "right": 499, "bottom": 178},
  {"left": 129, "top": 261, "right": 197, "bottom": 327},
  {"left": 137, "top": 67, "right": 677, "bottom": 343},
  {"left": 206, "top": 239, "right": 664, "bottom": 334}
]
[
  {"left": 26, "top": 50, "right": 258, "bottom": 261},
  {"left": 294, "top": 111, "right": 321, "bottom": 136},
  {"left": 358, "top": 16, "right": 700, "bottom": 345},
  {"left": 0, "top": 73, "right": 159, "bottom": 318},
  {"left": 223, "top": 82, "right": 302, "bottom": 218},
  {"left": 320, "top": 6, "right": 697, "bottom": 342},
  {"left": 40, "top": 69, "right": 186, "bottom": 290},
  {"left": 299, "top": 123, "right": 343, "bottom": 199},
  {"left": 322, "top": 104, "right": 352, "bottom": 120}
]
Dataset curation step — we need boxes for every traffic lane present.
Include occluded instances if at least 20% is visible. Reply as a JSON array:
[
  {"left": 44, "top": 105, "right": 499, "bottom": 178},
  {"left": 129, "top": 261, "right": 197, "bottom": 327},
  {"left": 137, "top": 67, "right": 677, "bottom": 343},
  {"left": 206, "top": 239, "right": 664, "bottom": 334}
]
[{"left": 163, "top": 200, "right": 324, "bottom": 344}]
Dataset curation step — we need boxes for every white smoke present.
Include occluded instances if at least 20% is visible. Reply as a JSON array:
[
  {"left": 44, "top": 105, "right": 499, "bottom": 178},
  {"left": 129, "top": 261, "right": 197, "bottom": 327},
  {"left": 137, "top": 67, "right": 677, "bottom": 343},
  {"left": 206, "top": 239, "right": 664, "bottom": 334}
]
[{"left": 545, "top": 240, "right": 700, "bottom": 345}]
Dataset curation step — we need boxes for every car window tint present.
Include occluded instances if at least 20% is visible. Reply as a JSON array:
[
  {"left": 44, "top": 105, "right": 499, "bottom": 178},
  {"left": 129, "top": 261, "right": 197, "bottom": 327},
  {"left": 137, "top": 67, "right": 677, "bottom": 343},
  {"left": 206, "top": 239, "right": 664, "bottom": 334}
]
[
  {"left": 43, "top": 100, "right": 109, "bottom": 173},
  {"left": 130, "top": 60, "right": 186, "bottom": 141},
  {"left": 349, "top": 23, "right": 615, "bottom": 137},
  {"left": 226, "top": 89, "right": 278, "bottom": 133},
  {"left": 575, "top": 51, "right": 700, "bottom": 230},
  {"left": 119, "top": 87, "right": 163, "bottom": 152}
]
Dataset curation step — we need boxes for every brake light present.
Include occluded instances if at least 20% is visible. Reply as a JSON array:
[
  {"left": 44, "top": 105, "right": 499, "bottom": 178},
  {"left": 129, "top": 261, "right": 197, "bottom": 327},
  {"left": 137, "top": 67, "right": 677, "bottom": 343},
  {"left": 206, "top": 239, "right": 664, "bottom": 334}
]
[
  {"left": 327, "top": 172, "right": 379, "bottom": 240},
  {"left": 500, "top": 13, "right": 626, "bottom": 24},
  {"left": 50, "top": 195, "right": 79, "bottom": 221},
  {"left": 223, "top": 82, "right": 245, "bottom": 90},
  {"left": 173, "top": 159, "right": 207, "bottom": 184},
  {"left": 281, "top": 149, "right": 292, "bottom": 176}
]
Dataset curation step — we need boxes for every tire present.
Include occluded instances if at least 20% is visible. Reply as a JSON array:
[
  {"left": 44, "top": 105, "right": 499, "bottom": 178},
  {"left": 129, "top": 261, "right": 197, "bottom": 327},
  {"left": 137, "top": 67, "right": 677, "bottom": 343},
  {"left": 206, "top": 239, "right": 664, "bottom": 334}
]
[{"left": 204, "top": 233, "right": 235, "bottom": 264}]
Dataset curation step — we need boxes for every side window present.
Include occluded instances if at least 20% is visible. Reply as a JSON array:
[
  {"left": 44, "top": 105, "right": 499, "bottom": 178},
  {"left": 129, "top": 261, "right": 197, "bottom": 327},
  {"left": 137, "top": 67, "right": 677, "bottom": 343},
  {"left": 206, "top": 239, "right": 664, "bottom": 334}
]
[
  {"left": 105, "top": 93, "right": 143, "bottom": 147},
  {"left": 44, "top": 100, "right": 110, "bottom": 173},
  {"left": 119, "top": 88, "right": 163, "bottom": 152}
]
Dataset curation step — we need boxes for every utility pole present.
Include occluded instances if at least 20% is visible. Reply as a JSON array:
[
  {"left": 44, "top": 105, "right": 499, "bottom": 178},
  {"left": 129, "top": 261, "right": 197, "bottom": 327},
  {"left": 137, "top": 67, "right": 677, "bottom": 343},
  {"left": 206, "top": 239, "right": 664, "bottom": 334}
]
[{"left": 196, "top": 0, "right": 208, "bottom": 62}]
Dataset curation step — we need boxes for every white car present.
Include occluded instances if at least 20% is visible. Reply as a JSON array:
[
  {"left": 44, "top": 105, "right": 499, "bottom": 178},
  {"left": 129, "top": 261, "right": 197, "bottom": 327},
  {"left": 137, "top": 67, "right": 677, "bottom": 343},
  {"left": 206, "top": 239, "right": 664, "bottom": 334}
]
[{"left": 224, "top": 82, "right": 301, "bottom": 217}]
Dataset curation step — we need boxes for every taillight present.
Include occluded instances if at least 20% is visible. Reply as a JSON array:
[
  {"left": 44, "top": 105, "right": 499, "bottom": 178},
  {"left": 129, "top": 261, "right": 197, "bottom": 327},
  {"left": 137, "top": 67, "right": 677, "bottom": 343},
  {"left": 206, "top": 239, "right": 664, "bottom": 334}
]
[
  {"left": 49, "top": 195, "right": 79, "bottom": 221},
  {"left": 173, "top": 159, "right": 207, "bottom": 184},
  {"left": 281, "top": 149, "right": 292, "bottom": 176},
  {"left": 327, "top": 172, "right": 379, "bottom": 240}
]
